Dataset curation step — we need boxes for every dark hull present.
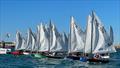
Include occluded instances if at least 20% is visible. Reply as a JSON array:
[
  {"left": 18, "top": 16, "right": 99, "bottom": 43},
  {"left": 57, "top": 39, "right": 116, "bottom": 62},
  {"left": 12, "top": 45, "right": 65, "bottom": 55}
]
[
  {"left": 67, "top": 56, "right": 80, "bottom": 60},
  {"left": 46, "top": 55, "right": 64, "bottom": 59},
  {"left": 43, "top": 55, "right": 109, "bottom": 63},
  {"left": 88, "top": 58, "right": 109, "bottom": 63},
  {"left": 46, "top": 55, "right": 80, "bottom": 60}
]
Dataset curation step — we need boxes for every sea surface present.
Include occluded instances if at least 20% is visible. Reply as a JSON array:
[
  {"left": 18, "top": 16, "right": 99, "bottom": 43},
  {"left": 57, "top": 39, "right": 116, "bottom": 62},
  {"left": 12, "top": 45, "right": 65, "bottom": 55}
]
[{"left": 0, "top": 50, "right": 120, "bottom": 68}]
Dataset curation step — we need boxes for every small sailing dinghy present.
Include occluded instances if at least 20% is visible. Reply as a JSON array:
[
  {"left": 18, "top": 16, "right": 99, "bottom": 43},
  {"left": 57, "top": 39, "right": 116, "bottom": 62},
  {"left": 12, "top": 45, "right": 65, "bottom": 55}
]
[
  {"left": 32, "top": 23, "right": 49, "bottom": 58},
  {"left": 84, "top": 11, "right": 116, "bottom": 63},
  {"left": 11, "top": 31, "right": 30, "bottom": 55},
  {"left": 67, "top": 16, "right": 85, "bottom": 61},
  {"left": 11, "top": 31, "right": 24, "bottom": 55},
  {"left": 88, "top": 58, "right": 109, "bottom": 63},
  {"left": 46, "top": 23, "right": 68, "bottom": 59}
]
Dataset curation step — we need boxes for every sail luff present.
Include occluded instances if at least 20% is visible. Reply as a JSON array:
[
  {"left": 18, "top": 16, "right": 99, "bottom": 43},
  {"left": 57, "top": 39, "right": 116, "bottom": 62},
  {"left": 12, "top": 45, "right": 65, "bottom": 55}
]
[
  {"left": 68, "top": 17, "right": 72, "bottom": 53},
  {"left": 84, "top": 15, "right": 92, "bottom": 53},
  {"left": 49, "top": 21, "right": 53, "bottom": 52},
  {"left": 69, "top": 16, "right": 74, "bottom": 53},
  {"left": 15, "top": 31, "right": 22, "bottom": 50}
]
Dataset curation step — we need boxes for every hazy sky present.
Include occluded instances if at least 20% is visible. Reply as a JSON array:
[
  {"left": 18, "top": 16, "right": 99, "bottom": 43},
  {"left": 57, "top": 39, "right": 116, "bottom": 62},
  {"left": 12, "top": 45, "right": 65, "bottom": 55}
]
[{"left": 0, "top": 0, "right": 120, "bottom": 44}]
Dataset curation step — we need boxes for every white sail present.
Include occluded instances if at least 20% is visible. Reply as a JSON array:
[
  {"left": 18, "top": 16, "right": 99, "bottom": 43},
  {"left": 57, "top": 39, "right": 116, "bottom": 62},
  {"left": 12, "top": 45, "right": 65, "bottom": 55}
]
[
  {"left": 20, "top": 38, "right": 26, "bottom": 50},
  {"left": 15, "top": 31, "right": 22, "bottom": 50},
  {"left": 84, "top": 15, "right": 92, "bottom": 53},
  {"left": 108, "top": 46, "right": 116, "bottom": 53},
  {"left": 92, "top": 11, "right": 107, "bottom": 53},
  {"left": 90, "top": 12, "right": 102, "bottom": 53},
  {"left": 56, "top": 34, "right": 64, "bottom": 52},
  {"left": 50, "top": 24, "right": 63, "bottom": 52},
  {"left": 39, "top": 23, "right": 49, "bottom": 52},
  {"left": 93, "top": 25, "right": 106, "bottom": 53},
  {"left": 49, "top": 21, "right": 53, "bottom": 51},
  {"left": 94, "top": 26, "right": 116, "bottom": 53},
  {"left": 91, "top": 12, "right": 99, "bottom": 51},
  {"left": 85, "top": 12, "right": 106, "bottom": 54},
  {"left": 50, "top": 24, "right": 57, "bottom": 52},
  {"left": 93, "top": 27, "right": 116, "bottom": 54},
  {"left": 94, "top": 46, "right": 116, "bottom": 54},
  {"left": 92, "top": 12, "right": 116, "bottom": 54},
  {"left": 26, "top": 28, "right": 32, "bottom": 50},
  {"left": 74, "top": 25, "right": 85, "bottom": 52},
  {"left": 35, "top": 25, "right": 40, "bottom": 51},
  {"left": 69, "top": 16, "right": 84, "bottom": 53},
  {"left": 31, "top": 32, "right": 36, "bottom": 51}
]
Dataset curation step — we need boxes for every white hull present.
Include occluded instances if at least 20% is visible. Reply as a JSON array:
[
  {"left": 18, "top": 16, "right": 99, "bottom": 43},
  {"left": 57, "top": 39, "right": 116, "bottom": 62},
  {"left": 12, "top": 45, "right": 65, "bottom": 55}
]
[
  {"left": 23, "top": 52, "right": 30, "bottom": 55},
  {"left": 101, "top": 55, "right": 110, "bottom": 59},
  {"left": 0, "top": 48, "right": 11, "bottom": 54}
]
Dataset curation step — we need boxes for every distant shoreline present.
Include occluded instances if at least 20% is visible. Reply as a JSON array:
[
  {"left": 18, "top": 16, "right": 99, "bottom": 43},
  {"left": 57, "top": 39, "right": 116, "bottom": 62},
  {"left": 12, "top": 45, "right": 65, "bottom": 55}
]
[
  {"left": 0, "top": 41, "right": 15, "bottom": 47},
  {"left": 115, "top": 45, "right": 120, "bottom": 49}
]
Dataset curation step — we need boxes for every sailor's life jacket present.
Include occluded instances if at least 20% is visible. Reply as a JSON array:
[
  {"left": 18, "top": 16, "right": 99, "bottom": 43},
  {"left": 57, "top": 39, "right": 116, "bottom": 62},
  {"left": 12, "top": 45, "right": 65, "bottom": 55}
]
[{"left": 80, "top": 57, "right": 87, "bottom": 62}]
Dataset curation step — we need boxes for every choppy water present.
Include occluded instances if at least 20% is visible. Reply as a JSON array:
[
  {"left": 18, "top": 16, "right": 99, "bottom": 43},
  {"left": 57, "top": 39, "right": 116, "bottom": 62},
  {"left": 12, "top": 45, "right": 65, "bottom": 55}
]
[{"left": 0, "top": 50, "right": 120, "bottom": 68}]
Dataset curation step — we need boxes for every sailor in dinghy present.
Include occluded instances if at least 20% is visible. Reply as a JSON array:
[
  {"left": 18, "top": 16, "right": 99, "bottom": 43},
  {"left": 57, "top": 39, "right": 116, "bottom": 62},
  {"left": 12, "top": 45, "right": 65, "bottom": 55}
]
[{"left": 93, "top": 53, "right": 102, "bottom": 59}]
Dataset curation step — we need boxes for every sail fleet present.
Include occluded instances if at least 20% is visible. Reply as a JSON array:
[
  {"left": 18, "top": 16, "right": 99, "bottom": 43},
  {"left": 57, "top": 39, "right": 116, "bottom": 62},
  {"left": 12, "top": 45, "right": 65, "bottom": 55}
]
[
  {"left": 15, "top": 22, "right": 69, "bottom": 55},
  {"left": 13, "top": 11, "right": 116, "bottom": 62}
]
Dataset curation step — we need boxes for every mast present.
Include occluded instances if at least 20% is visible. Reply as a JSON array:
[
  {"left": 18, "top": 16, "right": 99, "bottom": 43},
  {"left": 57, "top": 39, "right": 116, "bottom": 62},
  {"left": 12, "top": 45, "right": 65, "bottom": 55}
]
[
  {"left": 49, "top": 20, "right": 52, "bottom": 52},
  {"left": 70, "top": 17, "right": 71, "bottom": 53},
  {"left": 36, "top": 25, "right": 40, "bottom": 52},
  {"left": 90, "top": 11, "right": 94, "bottom": 54},
  {"left": 69, "top": 16, "right": 73, "bottom": 53},
  {"left": 68, "top": 16, "right": 72, "bottom": 54}
]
